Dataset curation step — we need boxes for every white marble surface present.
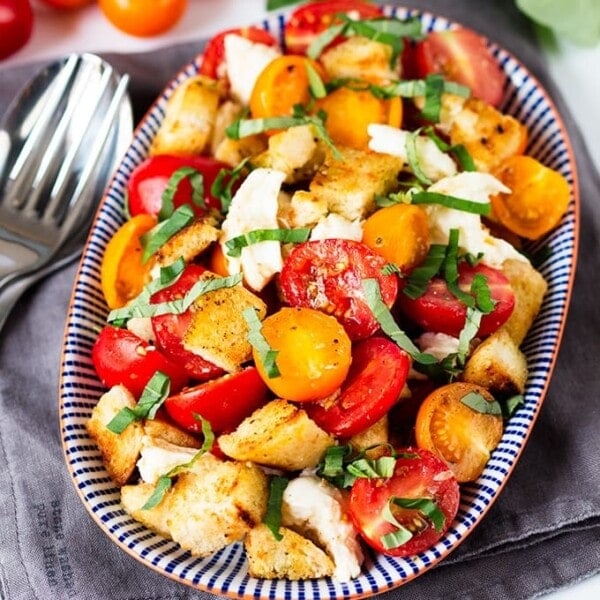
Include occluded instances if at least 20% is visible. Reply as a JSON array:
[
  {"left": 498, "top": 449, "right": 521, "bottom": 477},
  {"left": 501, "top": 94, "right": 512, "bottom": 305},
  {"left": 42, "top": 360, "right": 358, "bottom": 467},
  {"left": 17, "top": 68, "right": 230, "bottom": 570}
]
[{"left": 2, "top": 1, "right": 599, "bottom": 598}]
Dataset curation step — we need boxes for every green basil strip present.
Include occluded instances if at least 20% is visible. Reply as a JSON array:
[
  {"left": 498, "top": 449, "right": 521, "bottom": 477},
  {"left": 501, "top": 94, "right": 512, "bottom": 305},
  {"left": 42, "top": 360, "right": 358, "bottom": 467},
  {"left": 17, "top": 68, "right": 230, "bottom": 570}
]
[
  {"left": 411, "top": 191, "right": 491, "bottom": 216},
  {"left": 420, "top": 73, "right": 445, "bottom": 123},
  {"left": 362, "top": 278, "right": 437, "bottom": 365},
  {"left": 320, "top": 445, "right": 351, "bottom": 478},
  {"left": 107, "top": 371, "right": 171, "bottom": 434},
  {"left": 391, "top": 497, "right": 446, "bottom": 532},
  {"left": 177, "top": 273, "right": 243, "bottom": 313},
  {"left": 225, "top": 227, "right": 311, "bottom": 258},
  {"left": 381, "top": 500, "right": 413, "bottom": 550},
  {"left": 443, "top": 229, "right": 475, "bottom": 308},
  {"left": 405, "top": 129, "right": 432, "bottom": 186},
  {"left": 457, "top": 306, "right": 482, "bottom": 363},
  {"left": 140, "top": 476, "right": 173, "bottom": 511},
  {"left": 502, "top": 394, "right": 524, "bottom": 419},
  {"left": 210, "top": 157, "right": 251, "bottom": 215},
  {"left": 243, "top": 307, "right": 280, "bottom": 378},
  {"left": 381, "top": 262, "right": 402, "bottom": 276},
  {"left": 307, "top": 22, "right": 348, "bottom": 60},
  {"left": 451, "top": 144, "right": 477, "bottom": 172},
  {"left": 470, "top": 272, "right": 495, "bottom": 313},
  {"left": 263, "top": 476, "right": 289, "bottom": 541},
  {"left": 306, "top": 61, "right": 327, "bottom": 99},
  {"left": 141, "top": 204, "right": 195, "bottom": 263},
  {"left": 460, "top": 391, "right": 503, "bottom": 416},
  {"left": 403, "top": 243, "right": 447, "bottom": 299},
  {"left": 370, "top": 78, "right": 470, "bottom": 100},
  {"left": 266, "top": 0, "right": 301, "bottom": 9},
  {"left": 160, "top": 167, "right": 205, "bottom": 221},
  {"left": 346, "top": 456, "right": 396, "bottom": 480}
]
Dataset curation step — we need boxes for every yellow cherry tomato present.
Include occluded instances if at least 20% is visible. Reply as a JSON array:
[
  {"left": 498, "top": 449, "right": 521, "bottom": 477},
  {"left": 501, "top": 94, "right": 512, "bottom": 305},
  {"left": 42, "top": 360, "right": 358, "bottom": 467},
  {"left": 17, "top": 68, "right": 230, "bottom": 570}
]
[
  {"left": 254, "top": 307, "right": 352, "bottom": 402},
  {"left": 99, "top": 0, "right": 188, "bottom": 37}
]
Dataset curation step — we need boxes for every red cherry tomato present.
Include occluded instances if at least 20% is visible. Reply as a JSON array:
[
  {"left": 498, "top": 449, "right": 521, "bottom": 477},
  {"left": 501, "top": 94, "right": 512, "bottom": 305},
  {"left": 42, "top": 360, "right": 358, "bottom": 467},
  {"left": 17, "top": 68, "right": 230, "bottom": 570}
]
[
  {"left": 397, "top": 262, "right": 515, "bottom": 338},
  {"left": 127, "top": 155, "right": 229, "bottom": 218},
  {"left": 348, "top": 447, "right": 459, "bottom": 557},
  {"left": 38, "top": 0, "right": 93, "bottom": 9},
  {"left": 151, "top": 264, "right": 225, "bottom": 381},
  {"left": 306, "top": 336, "right": 410, "bottom": 438},
  {"left": 92, "top": 326, "right": 189, "bottom": 398},
  {"left": 164, "top": 367, "right": 269, "bottom": 434},
  {"left": 0, "top": 0, "right": 33, "bottom": 60},
  {"left": 284, "top": 0, "right": 383, "bottom": 55},
  {"left": 199, "top": 26, "right": 278, "bottom": 80},
  {"left": 413, "top": 28, "right": 505, "bottom": 107},
  {"left": 280, "top": 239, "right": 398, "bottom": 340}
]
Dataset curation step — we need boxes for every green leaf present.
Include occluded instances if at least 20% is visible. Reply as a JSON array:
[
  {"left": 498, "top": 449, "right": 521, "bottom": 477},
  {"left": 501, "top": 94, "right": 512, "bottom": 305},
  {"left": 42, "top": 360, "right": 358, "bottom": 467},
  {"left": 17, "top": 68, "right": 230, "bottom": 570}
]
[
  {"left": 411, "top": 191, "right": 491, "bottom": 216},
  {"left": 159, "top": 167, "right": 205, "bottom": 221},
  {"left": 460, "top": 391, "right": 503, "bottom": 416},
  {"left": 141, "top": 475, "right": 173, "bottom": 510},
  {"left": 141, "top": 204, "right": 195, "bottom": 263},
  {"left": 263, "top": 476, "right": 289, "bottom": 541},
  {"left": 225, "top": 227, "right": 311, "bottom": 258},
  {"left": 391, "top": 497, "right": 446, "bottom": 532},
  {"left": 266, "top": 0, "right": 301, "bottom": 10},
  {"left": 243, "top": 308, "right": 280, "bottom": 378},
  {"left": 346, "top": 456, "right": 396, "bottom": 479}
]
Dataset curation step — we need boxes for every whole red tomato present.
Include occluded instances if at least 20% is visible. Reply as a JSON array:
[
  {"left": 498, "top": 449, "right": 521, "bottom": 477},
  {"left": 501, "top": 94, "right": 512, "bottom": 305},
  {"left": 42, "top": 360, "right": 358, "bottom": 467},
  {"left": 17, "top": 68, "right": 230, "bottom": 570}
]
[
  {"left": 0, "top": 0, "right": 33, "bottom": 60},
  {"left": 38, "top": 0, "right": 93, "bottom": 9},
  {"left": 99, "top": 0, "right": 187, "bottom": 37}
]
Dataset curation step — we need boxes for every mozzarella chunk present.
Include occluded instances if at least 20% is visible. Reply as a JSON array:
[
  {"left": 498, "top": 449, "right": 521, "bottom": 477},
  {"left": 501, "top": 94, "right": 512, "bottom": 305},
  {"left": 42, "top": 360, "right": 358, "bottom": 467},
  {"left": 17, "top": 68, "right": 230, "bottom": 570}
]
[
  {"left": 425, "top": 172, "right": 528, "bottom": 267},
  {"left": 282, "top": 475, "right": 363, "bottom": 582},
  {"left": 368, "top": 124, "right": 457, "bottom": 182},
  {"left": 221, "top": 168, "right": 286, "bottom": 291},
  {"left": 310, "top": 213, "right": 363, "bottom": 242},
  {"left": 224, "top": 34, "right": 281, "bottom": 105},
  {"left": 417, "top": 332, "right": 461, "bottom": 361},
  {"left": 127, "top": 317, "right": 154, "bottom": 343},
  {"left": 136, "top": 436, "right": 198, "bottom": 485}
]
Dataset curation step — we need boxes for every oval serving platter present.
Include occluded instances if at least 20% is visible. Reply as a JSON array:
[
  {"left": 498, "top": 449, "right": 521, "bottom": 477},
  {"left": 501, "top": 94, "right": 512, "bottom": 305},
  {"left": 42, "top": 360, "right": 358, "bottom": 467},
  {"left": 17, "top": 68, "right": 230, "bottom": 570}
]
[{"left": 59, "top": 5, "right": 579, "bottom": 599}]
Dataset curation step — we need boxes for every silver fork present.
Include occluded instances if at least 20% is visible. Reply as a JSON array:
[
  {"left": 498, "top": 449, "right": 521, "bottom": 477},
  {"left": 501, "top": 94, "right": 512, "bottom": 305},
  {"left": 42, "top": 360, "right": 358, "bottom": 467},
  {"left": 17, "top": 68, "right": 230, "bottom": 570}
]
[{"left": 0, "top": 53, "right": 132, "bottom": 322}]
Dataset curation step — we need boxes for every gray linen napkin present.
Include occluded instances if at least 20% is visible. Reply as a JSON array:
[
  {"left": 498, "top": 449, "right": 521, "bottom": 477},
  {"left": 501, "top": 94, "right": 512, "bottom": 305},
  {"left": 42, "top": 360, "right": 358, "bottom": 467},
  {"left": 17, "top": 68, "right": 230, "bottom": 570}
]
[{"left": 1, "top": 1, "right": 599, "bottom": 599}]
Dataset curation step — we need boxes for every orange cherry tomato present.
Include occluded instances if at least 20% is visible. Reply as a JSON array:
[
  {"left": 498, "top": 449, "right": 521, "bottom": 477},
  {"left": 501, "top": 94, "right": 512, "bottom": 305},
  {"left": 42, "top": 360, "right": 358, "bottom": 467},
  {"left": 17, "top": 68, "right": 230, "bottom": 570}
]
[
  {"left": 414, "top": 382, "right": 503, "bottom": 482},
  {"left": 362, "top": 203, "right": 429, "bottom": 272},
  {"left": 98, "top": 0, "right": 187, "bottom": 37},
  {"left": 315, "top": 86, "right": 402, "bottom": 150},
  {"left": 254, "top": 307, "right": 352, "bottom": 402},
  {"left": 100, "top": 214, "right": 157, "bottom": 309},
  {"left": 249, "top": 55, "right": 325, "bottom": 120},
  {"left": 491, "top": 155, "right": 571, "bottom": 240}
]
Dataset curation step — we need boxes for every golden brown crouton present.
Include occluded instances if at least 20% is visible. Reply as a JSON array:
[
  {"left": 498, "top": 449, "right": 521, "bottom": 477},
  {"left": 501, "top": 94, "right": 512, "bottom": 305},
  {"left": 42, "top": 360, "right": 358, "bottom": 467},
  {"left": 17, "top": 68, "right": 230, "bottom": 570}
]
[
  {"left": 166, "top": 453, "right": 268, "bottom": 557},
  {"left": 143, "top": 416, "right": 202, "bottom": 449},
  {"left": 348, "top": 415, "right": 389, "bottom": 459},
  {"left": 463, "top": 329, "right": 528, "bottom": 396},
  {"left": 150, "top": 75, "right": 222, "bottom": 157},
  {"left": 245, "top": 524, "right": 335, "bottom": 580},
  {"left": 86, "top": 385, "right": 143, "bottom": 486},
  {"left": 500, "top": 258, "right": 548, "bottom": 345},
  {"left": 282, "top": 189, "right": 329, "bottom": 229},
  {"left": 218, "top": 399, "right": 335, "bottom": 470},
  {"left": 120, "top": 482, "right": 173, "bottom": 538},
  {"left": 182, "top": 272, "right": 266, "bottom": 372}
]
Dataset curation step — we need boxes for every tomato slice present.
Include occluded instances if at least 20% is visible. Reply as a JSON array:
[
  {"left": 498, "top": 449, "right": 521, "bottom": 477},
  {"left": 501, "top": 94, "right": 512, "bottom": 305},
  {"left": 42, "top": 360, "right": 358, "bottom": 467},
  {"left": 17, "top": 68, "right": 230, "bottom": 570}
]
[
  {"left": 199, "top": 26, "right": 278, "bottom": 79},
  {"left": 348, "top": 447, "right": 459, "bottom": 557},
  {"left": 164, "top": 367, "right": 269, "bottom": 434},
  {"left": 92, "top": 326, "right": 189, "bottom": 398},
  {"left": 413, "top": 28, "right": 505, "bottom": 107},
  {"left": 151, "top": 264, "right": 225, "bottom": 381},
  {"left": 127, "top": 155, "right": 230, "bottom": 218},
  {"left": 397, "top": 262, "right": 515, "bottom": 338},
  {"left": 306, "top": 336, "right": 410, "bottom": 437},
  {"left": 280, "top": 239, "right": 398, "bottom": 340},
  {"left": 284, "top": 0, "right": 384, "bottom": 55}
]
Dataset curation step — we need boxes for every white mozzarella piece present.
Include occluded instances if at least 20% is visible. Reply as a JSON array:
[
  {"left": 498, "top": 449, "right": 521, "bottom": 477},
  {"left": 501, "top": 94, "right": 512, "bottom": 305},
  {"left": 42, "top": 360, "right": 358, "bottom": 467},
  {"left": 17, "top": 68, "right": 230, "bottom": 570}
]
[
  {"left": 417, "top": 332, "right": 461, "bottom": 361},
  {"left": 136, "top": 437, "right": 198, "bottom": 485},
  {"left": 309, "top": 213, "right": 363, "bottom": 242}
]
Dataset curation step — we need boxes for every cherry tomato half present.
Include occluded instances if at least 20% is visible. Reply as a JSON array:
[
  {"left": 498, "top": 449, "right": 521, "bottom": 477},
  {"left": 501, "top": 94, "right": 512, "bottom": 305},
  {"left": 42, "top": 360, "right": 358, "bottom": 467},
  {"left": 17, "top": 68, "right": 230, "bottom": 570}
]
[
  {"left": 98, "top": 0, "right": 187, "bottom": 37},
  {"left": 280, "top": 239, "right": 398, "bottom": 340},
  {"left": 284, "top": 0, "right": 384, "bottom": 55},
  {"left": 397, "top": 262, "right": 515, "bottom": 338},
  {"left": 151, "top": 264, "right": 225, "bottom": 381},
  {"left": 0, "top": 0, "right": 33, "bottom": 60},
  {"left": 413, "top": 28, "right": 505, "bottom": 107},
  {"left": 306, "top": 336, "right": 410, "bottom": 437},
  {"left": 127, "top": 155, "right": 229, "bottom": 218},
  {"left": 92, "top": 326, "right": 189, "bottom": 398},
  {"left": 164, "top": 367, "right": 269, "bottom": 434},
  {"left": 348, "top": 447, "right": 459, "bottom": 557},
  {"left": 199, "top": 26, "right": 278, "bottom": 80}
]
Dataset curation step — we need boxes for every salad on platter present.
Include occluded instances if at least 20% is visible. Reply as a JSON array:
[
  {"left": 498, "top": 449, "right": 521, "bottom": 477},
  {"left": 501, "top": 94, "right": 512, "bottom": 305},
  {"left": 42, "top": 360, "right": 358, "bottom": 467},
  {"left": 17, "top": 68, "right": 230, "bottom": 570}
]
[{"left": 81, "top": 0, "right": 573, "bottom": 588}]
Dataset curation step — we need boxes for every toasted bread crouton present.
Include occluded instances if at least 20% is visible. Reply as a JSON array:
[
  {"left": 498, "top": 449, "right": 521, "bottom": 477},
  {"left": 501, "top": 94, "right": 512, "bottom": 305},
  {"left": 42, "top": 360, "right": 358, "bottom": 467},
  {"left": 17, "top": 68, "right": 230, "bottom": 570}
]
[
  {"left": 153, "top": 218, "right": 220, "bottom": 269},
  {"left": 166, "top": 453, "right": 268, "bottom": 557},
  {"left": 251, "top": 125, "right": 327, "bottom": 184},
  {"left": 308, "top": 147, "right": 402, "bottom": 221},
  {"left": 281, "top": 189, "right": 328, "bottom": 229},
  {"left": 245, "top": 524, "right": 335, "bottom": 580},
  {"left": 182, "top": 272, "right": 266, "bottom": 372},
  {"left": 143, "top": 416, "right": 202, "bottom": 449},
  {"left": 348, "top": 415, "right": 389, "bottom": 459},
  {"left": 214, "top": 135, "right": 269, "bottom": 167},
  {"left": 500, "top": 258, "right": 548, "bottom": 345},
  {"left": 218, "top": 399, "right": 334, "bottom": 470},
  {"left": 86, "top": 385, "right": 143, "bottom": 486},
  {"left": 150, "top": 75, "right": 222, "bottom": 157},
  {"left": 120, "top": 482, "right": 172, "bottom": 538},
  {"left": 463, "top": 329, "right": 528, "bottom": 396}
]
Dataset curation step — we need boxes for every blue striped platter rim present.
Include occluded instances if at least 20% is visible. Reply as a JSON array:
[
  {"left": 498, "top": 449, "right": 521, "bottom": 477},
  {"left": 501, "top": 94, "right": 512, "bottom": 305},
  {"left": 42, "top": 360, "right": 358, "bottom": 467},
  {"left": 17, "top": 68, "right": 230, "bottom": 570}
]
[{"left": 59, "top": 5, "right": 579, "bottom": 599}]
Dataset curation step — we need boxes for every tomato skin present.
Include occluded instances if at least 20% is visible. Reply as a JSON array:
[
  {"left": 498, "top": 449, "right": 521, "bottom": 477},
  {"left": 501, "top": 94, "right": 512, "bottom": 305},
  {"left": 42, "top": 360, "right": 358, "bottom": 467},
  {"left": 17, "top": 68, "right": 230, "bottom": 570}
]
[
  {"left": 199, "top": 26, "right": 278, "bottom": 79},
  {"left": 127, "top": 155, "right": 229, "bottom": 218},
  {"left": 38, "top": 0, "right": 92, "bottom": 8},
  {"left": 0, "top": 0, "right": 33, "bottom": 60},
  {"left": 280, "top": 239, "right": 398, "bottom": 340},
  {"left": 151, "top": 264, "right": 225, "bottom": 381},
  {"left": 98, "top": 0, "right": 187, "bottom": 37},
  {"left": 413, "top": 28, "right": 505, "bottom": 107},
  {"left": 306, "top": 336, "right": 410, "bottom": 437},
  {"left": 348, "top": 447, "right": 459, "bottom": 557},
  {"left": 164, "top": 367, "right": 269, "bottom": 434},
  {"left": 92, "top": 326, "right": 189, "bottom": 398},
  {"left": 284, "top": 0, "right": 383, "bottom": 55},
  {"left": 397, "top": 263, "right": 515, "bottom": 338}
]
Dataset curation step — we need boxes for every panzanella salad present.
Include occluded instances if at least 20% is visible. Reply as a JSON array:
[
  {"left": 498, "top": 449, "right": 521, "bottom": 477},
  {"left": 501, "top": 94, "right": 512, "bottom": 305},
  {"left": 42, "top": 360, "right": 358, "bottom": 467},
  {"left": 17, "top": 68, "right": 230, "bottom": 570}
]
[{"left": 87, "top": 0, "right": 570, "bottom": 582}]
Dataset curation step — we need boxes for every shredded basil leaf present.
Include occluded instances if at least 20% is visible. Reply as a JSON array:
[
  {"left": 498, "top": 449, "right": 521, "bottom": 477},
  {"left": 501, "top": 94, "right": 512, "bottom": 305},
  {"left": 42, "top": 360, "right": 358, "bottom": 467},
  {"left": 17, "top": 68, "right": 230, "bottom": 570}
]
[
  {"left": 210, "top": 158, "right": 250, "bottom": 215},
  {"left": 381, "top": 500, "right": 413, "bottom": 549},
  {"left": 141, "top": 476, "right": 173, "bottom": 511},
  {"left": 141, "top": 204, "right": 195, "bottom": 263},
  {"left": 420, "top": 73, "right": 445, "bottom": 123},
  {"left": 411, "top": 191, "right": 491, "bottom": 216},
  {"left": 403, "top": 244, "right": 447, "bottom": 299},
  {"left": 391, "top": 497, "right": 446, "bottom": 532},
  {"left": 263, "top": 476, "right": 289, "bottom": 541},
  {"left": 243, "top": 307, "right": 280, "bottom": 378},
  {"left": 305, "top": 61, "right": 327, "bottom": 99},
  {"left": 225, "top": 227, "right": 311, "bottom": 258},
  {"left": 405, "top": 129, "right": 432, "bottom": 186},
  {"left": 266, "top": 0, "right": 301, "bottom": 9},
  {"left": 307, "top": 22, "right": 348, "bottom": 60},
  {"left": 443, "top": 229, "right": 476, "bottom": 308},
  {"left": 370, "top": 78, "right": 470, "bottom": 100},
  {"left": 457, "top": 307, "right": 482, "bottom": 363},
  {"left": 160, "top": 167, "right": 205, "bottom": 221},
  {"left": 502, "top": 394, "right": 524, "bottom": 419},
  {"left": 346, "top": 456, "right": 396, "bottom": 480},
  {"left": 460, "top": 391, "right": 503, "bottom": 416}
]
